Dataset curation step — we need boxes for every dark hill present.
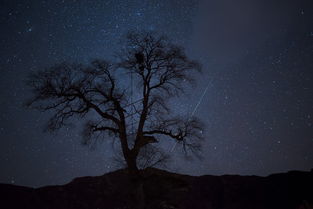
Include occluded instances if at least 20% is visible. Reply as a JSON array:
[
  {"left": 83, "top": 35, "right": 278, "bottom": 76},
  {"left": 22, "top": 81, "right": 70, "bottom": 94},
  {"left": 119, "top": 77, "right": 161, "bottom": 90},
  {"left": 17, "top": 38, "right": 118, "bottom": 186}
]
[{"left": 0, "top": 168, "right": 312, "bottom": 209}]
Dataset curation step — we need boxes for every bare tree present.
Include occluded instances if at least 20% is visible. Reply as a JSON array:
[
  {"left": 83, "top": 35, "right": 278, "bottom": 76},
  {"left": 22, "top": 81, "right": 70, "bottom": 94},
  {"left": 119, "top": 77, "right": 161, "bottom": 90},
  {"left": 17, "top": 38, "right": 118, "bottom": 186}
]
[{"left": 26, "top": 31, "right": 204, "bottom": 175}]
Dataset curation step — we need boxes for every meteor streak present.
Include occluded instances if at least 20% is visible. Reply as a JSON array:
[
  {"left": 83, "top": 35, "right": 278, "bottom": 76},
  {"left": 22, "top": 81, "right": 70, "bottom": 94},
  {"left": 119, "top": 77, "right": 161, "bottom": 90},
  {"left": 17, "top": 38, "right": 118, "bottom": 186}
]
[{"left": 169, "top": 80, "right": 211, "bottom": 152}]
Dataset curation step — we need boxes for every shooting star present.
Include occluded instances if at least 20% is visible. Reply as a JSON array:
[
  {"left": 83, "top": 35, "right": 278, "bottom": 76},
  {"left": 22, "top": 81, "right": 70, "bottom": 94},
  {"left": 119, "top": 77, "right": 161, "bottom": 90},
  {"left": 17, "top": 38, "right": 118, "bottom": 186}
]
[
  {"left": 169, "top": 80, "right": 211, "bottom": 152},
  {"left": 190, "top": 81, "right": 211, "bottom": 118}
]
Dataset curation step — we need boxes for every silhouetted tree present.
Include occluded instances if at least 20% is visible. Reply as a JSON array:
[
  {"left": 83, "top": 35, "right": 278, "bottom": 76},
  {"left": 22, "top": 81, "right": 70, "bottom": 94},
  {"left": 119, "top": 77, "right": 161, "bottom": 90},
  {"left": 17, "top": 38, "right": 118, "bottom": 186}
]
[{"left": 26, "top": 31, "right": 203, "bottom": 175}]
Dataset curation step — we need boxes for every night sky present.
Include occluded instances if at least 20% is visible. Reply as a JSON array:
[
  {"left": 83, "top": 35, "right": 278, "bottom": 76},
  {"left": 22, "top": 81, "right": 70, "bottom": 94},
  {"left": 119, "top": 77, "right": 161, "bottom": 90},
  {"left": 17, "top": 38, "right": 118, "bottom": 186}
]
[{"left": 1, "top": 0, "right": 313, "bottom": 188}]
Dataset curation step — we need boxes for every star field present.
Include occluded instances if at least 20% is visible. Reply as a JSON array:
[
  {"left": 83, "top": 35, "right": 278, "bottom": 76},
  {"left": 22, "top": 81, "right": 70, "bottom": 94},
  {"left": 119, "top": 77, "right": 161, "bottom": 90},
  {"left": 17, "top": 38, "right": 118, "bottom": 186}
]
[{"left": 0, "top": 0, "right": 313, "bottom": 187}]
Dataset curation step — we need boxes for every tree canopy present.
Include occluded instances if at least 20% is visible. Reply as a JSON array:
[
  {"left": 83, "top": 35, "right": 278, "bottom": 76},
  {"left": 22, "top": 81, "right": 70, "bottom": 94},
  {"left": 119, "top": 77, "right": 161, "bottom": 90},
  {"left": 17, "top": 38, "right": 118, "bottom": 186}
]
[{"left": 26, "top": 31, "right": 204, "bottom": 172}]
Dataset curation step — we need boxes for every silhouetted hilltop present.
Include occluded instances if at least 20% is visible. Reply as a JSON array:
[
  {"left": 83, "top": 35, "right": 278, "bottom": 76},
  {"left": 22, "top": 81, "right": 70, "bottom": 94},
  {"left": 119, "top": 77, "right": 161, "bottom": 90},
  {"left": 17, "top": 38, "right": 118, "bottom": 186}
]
[{"left": 0, "top": 168, "right": 312, "bottom": 209}]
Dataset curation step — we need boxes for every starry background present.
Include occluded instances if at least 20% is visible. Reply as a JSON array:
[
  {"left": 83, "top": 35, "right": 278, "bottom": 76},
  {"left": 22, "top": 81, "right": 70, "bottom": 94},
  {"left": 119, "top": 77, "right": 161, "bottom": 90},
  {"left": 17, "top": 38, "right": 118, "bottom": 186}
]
[{"left": 1, "top": 0, "right": 313, "bottom": 188}]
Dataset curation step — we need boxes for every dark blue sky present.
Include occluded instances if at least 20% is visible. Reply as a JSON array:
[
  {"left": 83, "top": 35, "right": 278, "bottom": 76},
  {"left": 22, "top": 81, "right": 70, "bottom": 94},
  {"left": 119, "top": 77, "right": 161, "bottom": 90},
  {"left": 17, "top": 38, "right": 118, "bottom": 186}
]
[{"left": 1, "top": 0, "right": 313, "bottom": 187}]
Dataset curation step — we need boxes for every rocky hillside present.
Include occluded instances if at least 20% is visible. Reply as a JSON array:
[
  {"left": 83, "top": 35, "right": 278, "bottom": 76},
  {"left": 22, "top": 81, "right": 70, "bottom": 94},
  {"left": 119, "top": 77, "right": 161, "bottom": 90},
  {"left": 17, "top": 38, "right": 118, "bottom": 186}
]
[{"left": 0, "top": 168, "right": 312, "bottom": 209}]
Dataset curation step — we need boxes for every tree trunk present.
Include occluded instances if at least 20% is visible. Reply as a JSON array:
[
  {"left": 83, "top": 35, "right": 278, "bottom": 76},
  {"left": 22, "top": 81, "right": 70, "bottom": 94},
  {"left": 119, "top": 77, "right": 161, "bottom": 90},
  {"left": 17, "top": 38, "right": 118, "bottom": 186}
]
[
  {"left": 119, "top": 132, "right": 139, "bottom": 174},
  {"left": 126, "top": 151, "right": 138, "bottom": 173}
]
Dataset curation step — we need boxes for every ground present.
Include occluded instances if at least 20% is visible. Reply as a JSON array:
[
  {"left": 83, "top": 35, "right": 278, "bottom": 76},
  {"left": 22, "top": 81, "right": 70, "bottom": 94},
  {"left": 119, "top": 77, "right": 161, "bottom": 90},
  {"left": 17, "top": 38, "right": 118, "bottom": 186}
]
[{"left": 0, "top": 168, "right": 312, "bottom": 209}]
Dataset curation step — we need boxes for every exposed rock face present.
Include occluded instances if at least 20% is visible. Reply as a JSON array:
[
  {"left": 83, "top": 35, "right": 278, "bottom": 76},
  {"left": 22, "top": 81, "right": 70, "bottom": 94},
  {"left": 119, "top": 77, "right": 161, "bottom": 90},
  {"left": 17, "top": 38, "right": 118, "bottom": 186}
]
[{"left": 0, "top": 168, "right": 312, "bottom": 209}]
